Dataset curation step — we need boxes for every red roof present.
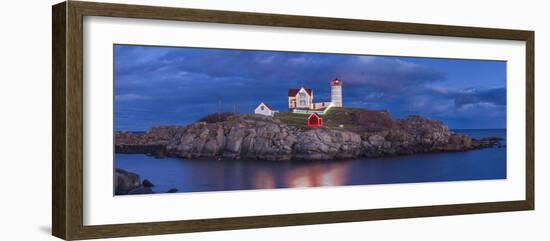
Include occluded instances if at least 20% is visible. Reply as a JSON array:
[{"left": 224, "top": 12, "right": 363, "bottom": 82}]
[
  {"left": 288, "top": 88, "right": 312, "bottom": 97},
  {"left": 330, "top": 78, "right": 342, "bottom": 86},
  {"left": 307, "top": 112, "right": 321, "bottom": 120}
]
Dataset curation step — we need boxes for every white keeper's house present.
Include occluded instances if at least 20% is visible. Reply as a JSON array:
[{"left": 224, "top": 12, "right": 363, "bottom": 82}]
[{"left": 287, "top": 78, "right": 343, "bottom": 114}]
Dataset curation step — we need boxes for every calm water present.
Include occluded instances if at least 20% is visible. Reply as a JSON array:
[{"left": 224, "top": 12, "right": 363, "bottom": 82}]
[{"left": 115, "top": 129, "right": 506, "bottom": 194}]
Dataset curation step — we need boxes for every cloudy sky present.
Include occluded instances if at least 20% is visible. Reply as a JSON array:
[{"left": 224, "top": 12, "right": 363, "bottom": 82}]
[{"left": 114, "top": 44, "right": 506, "bottom": 131}]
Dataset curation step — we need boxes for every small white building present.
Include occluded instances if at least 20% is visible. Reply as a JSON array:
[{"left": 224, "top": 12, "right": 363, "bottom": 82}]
[
  {"left": 312, "top": 101, "right": 332, "bottom": 110},
  {"left": 254, "top": 102, "right": 277, "bottom": 117}
]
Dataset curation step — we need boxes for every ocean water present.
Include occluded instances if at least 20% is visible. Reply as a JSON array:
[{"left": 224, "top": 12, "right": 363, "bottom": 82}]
[{"left": 115, "top": 129, "right": 506, "bottom": 194}]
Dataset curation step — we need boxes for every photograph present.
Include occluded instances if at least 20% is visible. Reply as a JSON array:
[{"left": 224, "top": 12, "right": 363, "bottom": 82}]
[{"left": 113, "top": 44, "right": 507, "bottom": 195}]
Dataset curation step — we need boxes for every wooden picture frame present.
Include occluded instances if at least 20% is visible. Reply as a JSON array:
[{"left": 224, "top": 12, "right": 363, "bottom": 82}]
[{"left": 52, "top": 1, "right": 534, "bottom": 240}]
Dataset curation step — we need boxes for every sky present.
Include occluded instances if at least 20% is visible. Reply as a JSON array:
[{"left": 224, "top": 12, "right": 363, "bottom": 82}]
[{"left": 114, "top": 44, "right": 506, "bottom": 131}]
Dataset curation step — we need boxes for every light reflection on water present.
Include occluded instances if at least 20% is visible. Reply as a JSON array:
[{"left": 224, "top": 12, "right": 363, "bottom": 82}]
[{"left": 282, "top": 162, "right": 349, "bottom": 188}]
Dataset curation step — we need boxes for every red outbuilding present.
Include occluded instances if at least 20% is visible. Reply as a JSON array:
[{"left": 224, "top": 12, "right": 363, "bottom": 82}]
[{"left": 307, "top": 113, "right": 323, "bottom": 127}]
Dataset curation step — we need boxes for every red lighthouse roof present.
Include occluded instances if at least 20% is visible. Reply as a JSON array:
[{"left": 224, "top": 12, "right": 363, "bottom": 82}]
[
  {"left": 287, "top": 88, "right": 312, "bottom": 97},
  {"left": 330, "top": 78, "right": 342, "bottom": 86}
]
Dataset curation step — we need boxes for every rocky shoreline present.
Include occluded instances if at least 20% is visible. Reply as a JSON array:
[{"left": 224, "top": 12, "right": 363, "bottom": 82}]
[
  {"left": 115, "top": 168, "right": 178, "bottom": 195},
  {"left": 114, "top": 168, "right": 154, "bottom": 195},
  {"left": 115, "top": 112, "right": 503, "bottom": 161}
]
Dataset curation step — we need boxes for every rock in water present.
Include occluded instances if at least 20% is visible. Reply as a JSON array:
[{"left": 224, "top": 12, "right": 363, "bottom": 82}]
[
  {"left": 142, "top": 179, "right": 154, "bottom": 187},
  {"left": 115, "top": 169, "right": 141, "bottom": 195},
  {"left": 115, "top": 168, "right": 156, "bottom": 195}
]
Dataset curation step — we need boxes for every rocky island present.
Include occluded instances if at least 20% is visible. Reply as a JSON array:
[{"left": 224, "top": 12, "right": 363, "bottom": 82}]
[{"left": 115, "top": 108, "right": 502, "bottom": 161}]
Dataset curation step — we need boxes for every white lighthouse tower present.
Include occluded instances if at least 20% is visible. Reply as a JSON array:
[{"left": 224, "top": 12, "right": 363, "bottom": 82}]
[{"left": 330, "top": 78, "right": 343, "bottom": 107}]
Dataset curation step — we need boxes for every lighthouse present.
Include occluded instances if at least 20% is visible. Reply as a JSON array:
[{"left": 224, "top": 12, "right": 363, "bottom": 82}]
[{"left": 330, "top": 78, "right": 343, "bottom": 107}]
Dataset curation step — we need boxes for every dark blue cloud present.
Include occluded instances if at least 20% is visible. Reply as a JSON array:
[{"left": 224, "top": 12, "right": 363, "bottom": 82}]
[
  {"left": 453, "top": 87, "right": 506, "bottom": 107},
  {"left": 114, "top": 45, "right": 506, "bottom": 131}
]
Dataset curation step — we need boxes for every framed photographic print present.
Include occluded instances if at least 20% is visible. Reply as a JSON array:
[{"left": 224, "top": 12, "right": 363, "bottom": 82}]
[{"left": 52, "top": 1, "right": 534, "bottom": 240}]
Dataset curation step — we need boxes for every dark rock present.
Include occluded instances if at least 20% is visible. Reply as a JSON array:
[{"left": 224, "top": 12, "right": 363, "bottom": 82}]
[
  {"left": 198, "top": 112, "right": 238, "bottom": 123},
  {"left": 115, "top": 169, "right": 141, "bottom": 195},
  {"left": 115, "top": 168, "right": 156, "bottom": 195},
  {"left": 441, "top": 134, "right": 472, "bottom": 151},
  {"left": 167, "top": 188, "right": 178, "bottom": 193},
  {"left": 351, "top": 109, "right": 394, "bottom": 132},
  {"left": 142, "top": 179, "right": 154, "bottom": 187},
  {"left": 471, "top": 137, "right": 503, "bottom": 149},
  {"left": 115, "top": 144, "right": 165, "bottom": 155}
]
